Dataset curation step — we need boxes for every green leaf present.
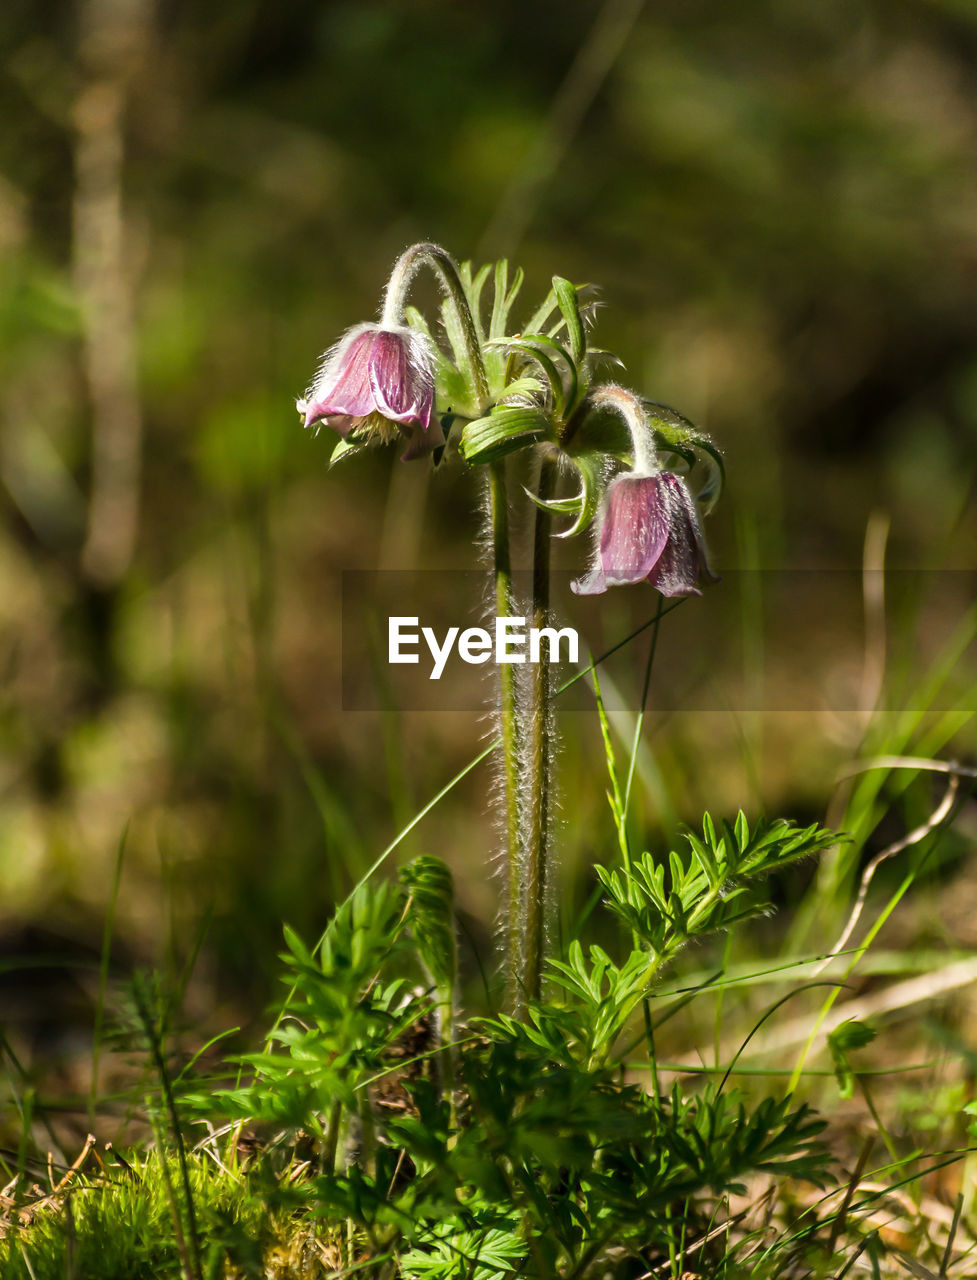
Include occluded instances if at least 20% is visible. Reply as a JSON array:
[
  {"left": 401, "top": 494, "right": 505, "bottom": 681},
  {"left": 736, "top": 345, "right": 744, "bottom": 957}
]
[
  {"left": 519, "top": 333, "right": 578, "bottom": 414},
  {"left": 689, "top": 433, "right": 726, "bottom": 512},
  {"left": 281, "top": 923, "right": 314, "bottom": 969},
  {"left": 644, "top": 399, "right": 726, "bottom": 510},
  {"left": 489, "top": 259, "right": 509, "bottom": 340},
  {"left": 328, "top": 436, "right": 361, "bottom": 466},
  {"left": 466, "top": 262, "right": 492, "bottom": 340},
  {"left": 504, "top": 265, "right": 524, "bottom": 317},
  {"left": 487, "top": 335, "right": 572, "bottom": 416},
  {"left": 400, "top": 855, "right": 457, "bottom": 992},
  {"left": 702, "top": 811, "right": 718, "bottom": 847},
  {"left": 523, "top": 451, "right": 604, "bottom": 539},
  {"left": 499, "top": 375, "right": 547, "bottom": 402},
  {"left": 405, "top": 304, "right": 474, "bottom": 415},
  {"left": 685, "top": 831, "right": 719, "bottom": 888},
  {"left": 441, "top": 294, "right": 478, "bottom": 405},
  {"left": 460, "top": 405, "right": 554, "bottom": 464},
  {"left": 521, "top": 284, "right": 559, "bottom": 338},
  {"left": 828, "top": 1019, "right": 877, "bottom": 1099},
  {"left": 552, "top": 276, "right": 585, "bottom": 366},
  {"left": 734, "top": 810, "right": 750, "bottom": 853},
  {"left": 559, "top": 452, "right": 604, "bottom": 538}
]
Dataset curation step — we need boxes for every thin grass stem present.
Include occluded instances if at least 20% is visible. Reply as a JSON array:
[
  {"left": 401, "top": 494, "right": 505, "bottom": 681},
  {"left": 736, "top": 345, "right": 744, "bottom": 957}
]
[
  {"left": 789, "top": 797, "right": 960, "bottom": 1091},
  {"left": 133, "top": 977, "right": 203, "bottom": 1280}
]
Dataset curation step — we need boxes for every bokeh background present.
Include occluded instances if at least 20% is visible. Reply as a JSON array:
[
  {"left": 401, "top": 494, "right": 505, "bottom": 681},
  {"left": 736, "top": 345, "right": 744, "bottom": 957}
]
[{"left": 2, "top": 0, "right": 976, "bottom": 1112}]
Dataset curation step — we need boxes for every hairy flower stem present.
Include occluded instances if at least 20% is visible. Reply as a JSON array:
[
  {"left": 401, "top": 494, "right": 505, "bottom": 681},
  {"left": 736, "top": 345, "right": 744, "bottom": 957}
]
[
  {"left": 382, "top": 244, "right": 528, "bottom": 1006},
  {"left": 489, "top": 460, "right": 522, "bottom": 1007},
  {"left": 519, "top": 452, "right": 558, "bottom": 1012},
  {"left": 585, "top": 383, "right": 659, "bottom": 472},
  {"left": 381, "top": 242, "right": 490, "bottom": 408}
]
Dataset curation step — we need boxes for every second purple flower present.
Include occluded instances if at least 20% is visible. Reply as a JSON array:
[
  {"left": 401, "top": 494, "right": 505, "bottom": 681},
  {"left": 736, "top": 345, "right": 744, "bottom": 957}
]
[{"left": 571, "top": 470, "right": 715, "bottom": 597}]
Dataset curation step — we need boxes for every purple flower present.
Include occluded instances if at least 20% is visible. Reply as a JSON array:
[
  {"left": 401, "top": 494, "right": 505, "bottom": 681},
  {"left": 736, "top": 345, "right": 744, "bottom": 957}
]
[
  {"left": 571, "top": 471, "right": 715, "bottom": 597},
  {"left": 298, "top": 323, "right": 443, "bottom": 460}
]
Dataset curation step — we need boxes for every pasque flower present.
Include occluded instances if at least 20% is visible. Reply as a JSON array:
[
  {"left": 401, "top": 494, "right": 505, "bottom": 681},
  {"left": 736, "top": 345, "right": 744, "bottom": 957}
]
[
  {"left": 571, "top": 469, "right": 715, "bottom": 597},
  {"left": 298, "top": 323, "right": 443, "bottom": 460}
]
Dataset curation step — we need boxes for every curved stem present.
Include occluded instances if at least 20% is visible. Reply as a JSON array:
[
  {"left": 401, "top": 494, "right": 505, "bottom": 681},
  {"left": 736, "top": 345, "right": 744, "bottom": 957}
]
[
  {"left": 584, "top": 383, "right": 659, "bottom": 474},
  {"left": 381, "top": 241, "right": 490, "bottom": 409},
  {"left": 520, "top": 451, "right": 558, "bottom": 1012}
]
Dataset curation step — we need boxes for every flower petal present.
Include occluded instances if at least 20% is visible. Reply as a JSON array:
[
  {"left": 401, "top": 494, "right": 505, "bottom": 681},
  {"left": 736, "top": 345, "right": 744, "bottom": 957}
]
[
  {"left": 570, "top": 563, "right": 607, "bottom": 595},
  {"left": 599, "top": 473, "right": 670, "bottom": 586},
  {"left": 303, "top": 326, "right": 376, "bottom": 427},
  {"left": 368, "top": 330, "right": 434, "bottom": 428},
  {"left": 399, "top": 413, "right": 446, "bottom": 462},
  {"left": 645, "top": 474, "right": 714, "bottom": 597}
]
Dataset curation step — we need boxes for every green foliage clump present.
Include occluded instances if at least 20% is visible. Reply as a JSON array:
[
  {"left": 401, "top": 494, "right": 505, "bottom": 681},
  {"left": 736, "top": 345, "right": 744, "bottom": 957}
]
[
  {"left": 9, "top": 820, "right": 894, "bottom": 1280},
  {"left": 177, "top": 827, "right": 838, "bottom": 1279},
  {"left": 0, "top": 1153, "right": 271, "bottom": 1280}
]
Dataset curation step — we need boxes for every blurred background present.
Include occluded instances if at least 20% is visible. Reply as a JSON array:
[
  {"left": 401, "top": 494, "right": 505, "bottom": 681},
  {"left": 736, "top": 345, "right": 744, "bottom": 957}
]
[{"left": 1, "top": 0, "right": 976, "bottom": 1130}]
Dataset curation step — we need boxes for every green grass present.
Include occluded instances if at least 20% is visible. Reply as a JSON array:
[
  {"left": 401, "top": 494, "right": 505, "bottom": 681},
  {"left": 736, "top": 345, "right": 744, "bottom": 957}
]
[{"left": 4, "top": 572, "right": 977, "bottom": 1280}]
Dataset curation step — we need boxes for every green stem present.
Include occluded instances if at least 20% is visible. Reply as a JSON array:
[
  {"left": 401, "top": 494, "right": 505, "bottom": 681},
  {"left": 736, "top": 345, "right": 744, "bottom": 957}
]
[
  {"left": 358, "top": 1089, "right": 377, "bottom": 1179},
  {"left": 857, "top": 1076, "right": 900, "bottom": 1168},
  {"left": 381, "top": 241, "right": 490, "bottom": 409},
  {"left": 382, "top": 242, "right": 524, "bottom": 1013},
  {"left": 624, "top": 609, "right": 665, "bottom": 1099},
  {"left": 438, "top": 985, "right": 458, "bottom": 1133},
  {"left": 520, "top": 452, "right": 557, "bottom": 1011},
  {"left": 323, "top": 1098, "right": 343, "bottom": 1175},
  {"left": 489, "top": 460, "right": 523, "bottom": 1011}
]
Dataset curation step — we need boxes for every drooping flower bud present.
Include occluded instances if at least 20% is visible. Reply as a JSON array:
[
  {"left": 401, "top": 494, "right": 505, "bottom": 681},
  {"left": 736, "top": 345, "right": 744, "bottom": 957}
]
[
  {"left": 298, "top": 323, "right": 443, "bottom": 460},
  {"left": 571, "top": 470, "right": 715, "bottom": 597}
]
